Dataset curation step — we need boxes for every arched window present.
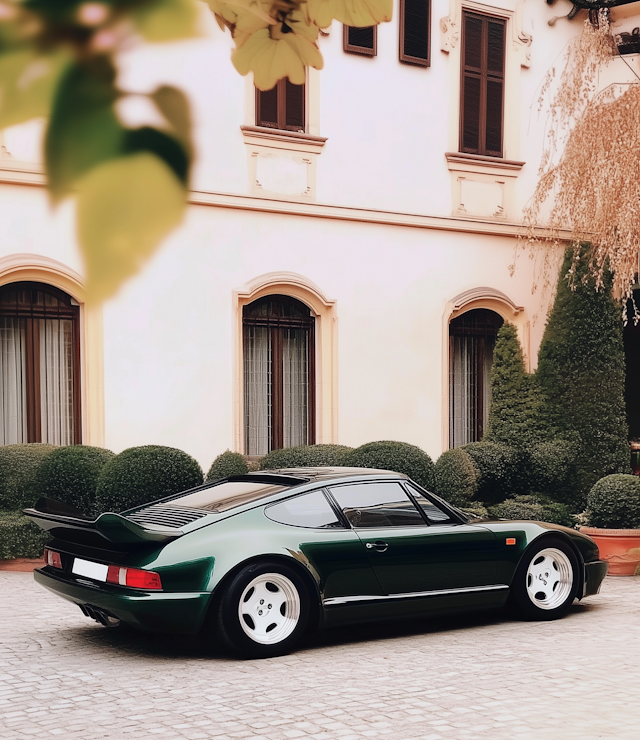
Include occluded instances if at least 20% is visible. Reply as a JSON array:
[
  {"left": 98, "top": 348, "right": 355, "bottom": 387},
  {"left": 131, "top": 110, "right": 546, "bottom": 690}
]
[
  {"left": 0, "top": 282, "right": 81, "bottom": 446},
  {"left": 449, "top": 308, "right": 503, "bottom": 447},
  {"left": 243, "top": 295, "right": 315, "bottom": 455}
]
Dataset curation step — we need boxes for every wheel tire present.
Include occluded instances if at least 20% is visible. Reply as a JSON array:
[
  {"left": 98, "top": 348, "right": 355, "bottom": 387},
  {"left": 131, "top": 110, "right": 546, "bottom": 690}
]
[
  {"left": 216, "top": 561, "right": 311, "bottom": 659},
  {"left": 511, "top": 538, "right": 580, "bottom": 621}
]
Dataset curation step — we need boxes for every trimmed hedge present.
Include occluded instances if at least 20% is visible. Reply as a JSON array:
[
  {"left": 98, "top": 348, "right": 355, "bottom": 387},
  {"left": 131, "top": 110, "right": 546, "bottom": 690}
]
[
  {"left": 0, "top": 511, "right": 51, "bottom": 559},
  {"left": 530, "top": 439, "right": 581, "bottom": 510},
  {"left": 460, "top": 504, "right": 489, "bottom": 519},
  {"left": 487, "top": 495, "right": 574, "bottom": 528},
  {"left": 536, "top": 248, "right": 630, "bottom": 495},
  {"left": 341, "top": 441, "right": 435, "bottom": 490},
  {"left": 586, "top": 474, "right": 640, "bottom": 529},
  {"left": 0, "top": 444, "right": 57, "bottom": 510},
  {"left": 206, "top": 450, "right": 248, "bottom": 481},
  {"left": 94, "top": 445, "right": 204, "bottom": 514},
  {"left": 34, "top": 445, "right": 115, "bottom": 517},
  {"left": 462, "top": 441, "right": 521, "bottom": 504},
  {"left": 259, "top": 444, "right": 353, "bottom": 470},
  {"left": 434, "top": 448, "right": 478, "bottom": 507}
]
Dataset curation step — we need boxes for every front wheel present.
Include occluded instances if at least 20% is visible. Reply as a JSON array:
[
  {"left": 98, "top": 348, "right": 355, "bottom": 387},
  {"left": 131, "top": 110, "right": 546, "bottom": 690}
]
[
  {"left": 511, "top": 538, "right": 579, "bottom": 620},
  {"left": 216, "top": 562, "right": 310, "bottom": 658}
]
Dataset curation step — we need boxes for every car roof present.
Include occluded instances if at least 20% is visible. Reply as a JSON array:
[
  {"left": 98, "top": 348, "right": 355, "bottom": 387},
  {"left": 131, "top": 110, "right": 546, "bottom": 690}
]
[{"left": 239, "top": 467, "right": 408, "bottom": 485}]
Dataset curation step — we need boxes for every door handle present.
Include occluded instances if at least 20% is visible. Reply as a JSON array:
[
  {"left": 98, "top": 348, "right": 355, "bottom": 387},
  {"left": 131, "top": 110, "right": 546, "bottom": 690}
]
[{"left": 366, "top": 541, "right": 388, "bottom": 553}]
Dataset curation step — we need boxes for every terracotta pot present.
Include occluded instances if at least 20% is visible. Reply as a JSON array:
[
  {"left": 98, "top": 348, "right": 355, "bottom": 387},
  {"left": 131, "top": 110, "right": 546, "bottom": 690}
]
[{"left": 580, "top": 527, "right": 640, "bottom": 576}]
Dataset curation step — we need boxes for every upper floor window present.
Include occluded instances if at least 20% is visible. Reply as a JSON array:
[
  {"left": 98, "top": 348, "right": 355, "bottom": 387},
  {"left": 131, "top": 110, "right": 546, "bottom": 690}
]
[
  {"left": 399, "top": 0, "right": 430, "bottom": 66},
  {"left": 0, "top": 282, "right": 80, "bottom": 446},
  {"left": 460, "top": 11, "right": 505, "bottom": 158},
  {"left": 343, "top": 25, "right": 377, "bottom": 56},
  {"left": 256, "top": 79, "right": 305, "bottom": 132},
  {"left": 449, "top": 308, "right": 503, "bottom": 448},
  {"left": 243, "top": 295, "right": 315, "bottom": 455}
]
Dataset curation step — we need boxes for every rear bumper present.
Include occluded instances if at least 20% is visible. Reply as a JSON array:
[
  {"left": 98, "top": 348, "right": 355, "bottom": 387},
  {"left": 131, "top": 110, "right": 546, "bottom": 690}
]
[
  {"left": 584, "top": 560, "right": 608, "bottom": 597},
  {"left": 34, "top": 568, "right": 211, "bottom": 634}
]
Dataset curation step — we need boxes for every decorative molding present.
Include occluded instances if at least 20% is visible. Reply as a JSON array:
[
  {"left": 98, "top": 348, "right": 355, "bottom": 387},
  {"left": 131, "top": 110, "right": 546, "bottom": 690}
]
[
  {"left": 240, "top": 126, "right": 327, "bottom": 154},
  {"left": 445, "top": 152, "right": 525, "bottom": 174},
  {"left": 450, "top": 286, "right": 525, "bottom": 315}
]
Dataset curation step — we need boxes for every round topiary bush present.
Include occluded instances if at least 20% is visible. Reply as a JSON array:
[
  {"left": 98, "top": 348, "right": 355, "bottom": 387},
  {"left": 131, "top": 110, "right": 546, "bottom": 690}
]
[
  {"left": 530, "top": 439, "right": 582, "bottom": 510},
  {"left": 586, "top": 474, "right": 640, "bottom": 529},
  {"left": 259, "top": 444, "right": 353, "bottom": 470},
  {"left": 462, "top": 441, "right": 520, "bottom": 504},
  {"left": 0, "top": 511, "right": 51, "bottom": 559},
  {"left": 0, "top": 444, "right": 57, "bottom": 510},
  {"left": 487, "top": 495, "right": 574, "bottom": 527},
  {"left": 206, "top": 450, "right": 248, "bottom": 481},
  {"left": 341, "top": 441, "right": 435, "bottom": 490},
  {"left": 34, "top": 445, "right": 115, "bottom": 517},
  {"left": 94, "top": 445, "right": 204, "bottom": 514},
  {"left": 434, "top": 448, "right": 479, "bottom": 507}
]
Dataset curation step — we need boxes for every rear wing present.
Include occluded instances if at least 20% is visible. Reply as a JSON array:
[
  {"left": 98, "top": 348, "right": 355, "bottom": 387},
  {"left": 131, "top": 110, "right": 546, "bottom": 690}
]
[{"left": 24, "top": 498, "right": 184, "bottom": 546}]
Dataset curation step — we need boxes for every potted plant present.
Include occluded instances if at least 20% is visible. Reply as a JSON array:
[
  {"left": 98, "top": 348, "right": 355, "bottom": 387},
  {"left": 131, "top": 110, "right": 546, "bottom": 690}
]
[{"left": 580, "top": 474, "right": 640, "bottom": 576}]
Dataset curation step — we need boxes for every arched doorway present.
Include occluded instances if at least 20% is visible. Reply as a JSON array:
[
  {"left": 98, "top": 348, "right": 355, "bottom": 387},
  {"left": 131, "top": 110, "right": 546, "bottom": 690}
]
[
  {"left": 243, "top": 294, "right": 315, "bottom": 455},
  {"left": 0, "top": 282, "right": 81, "bottom": 445},
  {"left": 449, "top": 308, "right": 504, "bottom": 448}
]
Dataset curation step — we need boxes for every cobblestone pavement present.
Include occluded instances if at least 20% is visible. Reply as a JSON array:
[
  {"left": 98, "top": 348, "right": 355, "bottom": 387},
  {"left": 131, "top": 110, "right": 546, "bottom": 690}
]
[{"left": 1, "top": 572, "right": 639, "bottom": 740}]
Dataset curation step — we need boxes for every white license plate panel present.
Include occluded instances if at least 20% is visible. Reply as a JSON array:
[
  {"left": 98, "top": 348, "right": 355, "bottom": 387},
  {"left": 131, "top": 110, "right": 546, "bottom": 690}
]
[{"left": 72, "top": 558, "right": 108, "bottom": 582}]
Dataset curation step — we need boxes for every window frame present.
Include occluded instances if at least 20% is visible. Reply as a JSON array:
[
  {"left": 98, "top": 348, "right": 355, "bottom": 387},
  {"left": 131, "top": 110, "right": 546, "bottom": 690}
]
[
  {"left": 459, "top": 10, "right": 506, "bottom": 158},
  {"left": 243, "top": 294, "right": 316, "bottom": 454},
  {"left": 399, "top": 0, "right": 431, "bottom": 67},
  {"left": 255, "top": 79, "right": 306, "bottom": 133},
  {"left": 0, "top": 281, "right": 82, "bottom": 444},
  {"left": 343, "top": 24, "right": 377, "bottom": 57},
  {"left": 264, "top": 489, "right": 346, "bottom": 529}
]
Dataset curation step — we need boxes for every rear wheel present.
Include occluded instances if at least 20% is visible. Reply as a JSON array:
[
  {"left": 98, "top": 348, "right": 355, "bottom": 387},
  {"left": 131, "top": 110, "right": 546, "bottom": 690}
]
[
  {"left": 216, "top": 561, "right": 310, "bottom": 658},
  {"left": 512, "top": 539, "right": 579, "bottom": 620}
]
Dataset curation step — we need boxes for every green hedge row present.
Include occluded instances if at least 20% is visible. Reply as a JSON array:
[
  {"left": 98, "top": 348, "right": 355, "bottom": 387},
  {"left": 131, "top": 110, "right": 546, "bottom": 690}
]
[{"left": 0, "top": 511, "right": 51, "bottom": 560}]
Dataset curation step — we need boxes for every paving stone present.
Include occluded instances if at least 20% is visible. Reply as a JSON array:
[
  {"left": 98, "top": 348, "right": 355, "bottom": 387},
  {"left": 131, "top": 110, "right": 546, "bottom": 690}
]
[{"left": 0, "top": 573, "right": 638, "bottom": 738}]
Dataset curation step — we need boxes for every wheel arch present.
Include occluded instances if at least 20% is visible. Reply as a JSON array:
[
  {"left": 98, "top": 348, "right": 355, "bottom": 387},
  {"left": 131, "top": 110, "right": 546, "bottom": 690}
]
[
  {"left": 512, "top": 531, "right": 585, "bottom": 598},
  {"left": 201, "top": 553, "right": 323, "bottom": 636}
]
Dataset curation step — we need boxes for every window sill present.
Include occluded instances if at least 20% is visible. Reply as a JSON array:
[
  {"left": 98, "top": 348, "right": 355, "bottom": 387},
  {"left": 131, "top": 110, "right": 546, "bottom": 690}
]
[
  {"left": 445, "top": 152, "right": 525, "bottom": 178},
  {"left": 241, "top": 126, "right": 327, "bottom": 155}
]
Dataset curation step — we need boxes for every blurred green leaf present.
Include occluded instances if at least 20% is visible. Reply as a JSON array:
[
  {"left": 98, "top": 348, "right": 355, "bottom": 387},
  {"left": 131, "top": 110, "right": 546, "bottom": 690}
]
[
  {"left": 77, "top": 152, "right": 186, "bottom": 303},
  {"left": 150, "top": 84, "right": 192, "bottom": 159},
  {"left": 0, "top": 49, "right": 69, "bottom": 129},
  {"left": 124, "top": 125, "right": 190, "bottom": 184},
  {"left": 132, "top": 0, "right": 200, "bottom": 42},
  {"left": 45, "top": 57, "right": 124, "bottom": 202}
]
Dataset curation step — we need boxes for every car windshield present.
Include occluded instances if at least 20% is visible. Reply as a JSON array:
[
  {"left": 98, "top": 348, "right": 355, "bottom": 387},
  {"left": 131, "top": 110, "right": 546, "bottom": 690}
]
[{"left": 171, "top": 481, "right": 291, "bottom": 513}]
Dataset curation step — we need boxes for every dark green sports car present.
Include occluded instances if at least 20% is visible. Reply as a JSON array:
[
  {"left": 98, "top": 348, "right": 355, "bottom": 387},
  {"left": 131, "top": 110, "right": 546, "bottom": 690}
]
[{"left": 25, "top": 468, "right": 607, "bottom": 658}]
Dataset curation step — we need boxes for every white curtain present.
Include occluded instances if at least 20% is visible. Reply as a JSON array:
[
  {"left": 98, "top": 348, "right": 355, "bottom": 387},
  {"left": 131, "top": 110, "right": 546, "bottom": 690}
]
[
  {"left": 283, "top": 328, "right": 309, "bottom": 448},
  {"left": 39, "top": 319, "right": 74, "bottom": 446},
  {"left": 0, "top": 317, "right": 27, "bottom": 445},
  {"left": 244, "top": 326, "right": 271, "bottom": 455}
]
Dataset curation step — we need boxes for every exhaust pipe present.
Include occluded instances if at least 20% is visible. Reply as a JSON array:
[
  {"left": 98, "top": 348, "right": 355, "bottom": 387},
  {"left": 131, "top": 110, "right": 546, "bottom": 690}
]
[{"left": 78, "top": 603, "right": 120, "bottom": 627}]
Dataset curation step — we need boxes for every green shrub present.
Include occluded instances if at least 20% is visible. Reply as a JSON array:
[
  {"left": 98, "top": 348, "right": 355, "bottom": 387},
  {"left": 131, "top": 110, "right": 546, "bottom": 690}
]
[
  {"left": 487, "top": 495, "right": 574, "bottom": 527},
  {"left": 485, "top": 323, "right": 544, "bottom": 450},
  {"left": 460, "top": 504, "right": 489, "bottom": 519},
  {"left": 259, "top": 444, "right": 353, "bottom": 470},
  {"left": 94, "top": 445, "right": 203, "bottom": 514},
  {"left": 0, "top": 444, "right": 57, "bottom": 510},
  {"left": 529, "top": 438, "right": 582, "bottom": 510},
  {"left": 462, "top": 441, "right": 521, "bottom": 504},
  {"left": 206, "top": 450, "right": 248, "bottom": 481},
  {"left": 586, "top": 474, "right": 640, "bottom": 529},
  {"left": 0, "top": 511, "right": 51, "bottom": 559},
  {"left": 341, "top": 441, "right": 435, "bottom": 490},
  {"left": 536, "top": 247, "right": 630, "bottom": 496},
  {"left": 34, "top": 445, "right": 115, "bottom": 517},
  {"left": 434, "top": 448, "right": 478, "bottom": 507}
]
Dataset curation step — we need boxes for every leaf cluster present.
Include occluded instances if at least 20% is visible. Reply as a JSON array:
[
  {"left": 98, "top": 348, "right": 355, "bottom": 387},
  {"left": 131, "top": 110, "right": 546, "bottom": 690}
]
[
  {"left": 206, "top": 450, "right": 249, "bottom": 481},
  {"left": 0, "top": 510, "right": 51, "bottom": 560},
  {"left": 586, "top": 474, "right": 640, "bottom": 529},
  {"left": 342, "top": 440, "right": 435, "bottom": 491},
  {"left": 487, "top": 495, "right": 574, "bottom": 528},
  {"left": 433, "top": 448, "right": 478, "bottom": 507},
  {"left": 0, "top": 443, "right": 57, "bottom": 510},
  {"left": 259, "top": 443, "right": 353, "bottom": 470}
]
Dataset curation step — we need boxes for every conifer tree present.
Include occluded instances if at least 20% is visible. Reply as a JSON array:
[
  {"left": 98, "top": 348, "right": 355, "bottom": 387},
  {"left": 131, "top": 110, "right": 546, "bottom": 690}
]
[{"left": 536, "top": 248, "right": 630, "bottom": 495}]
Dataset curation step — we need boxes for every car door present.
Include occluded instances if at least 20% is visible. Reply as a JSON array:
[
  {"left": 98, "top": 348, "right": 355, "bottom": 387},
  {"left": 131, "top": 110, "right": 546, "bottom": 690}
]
[{"left": 327, "top": 480, "right": 499, "bottom": 596}]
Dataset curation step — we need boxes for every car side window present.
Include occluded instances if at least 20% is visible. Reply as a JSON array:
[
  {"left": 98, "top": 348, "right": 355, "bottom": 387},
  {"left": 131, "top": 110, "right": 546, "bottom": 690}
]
[
  {"left": 328, "top": 482, "right": 426, "bottom": 528},
  {"left": 405, "top": 484, "right": 453, "bottom": 524},
  {"left": 265, "top": 490, "right": 343, "bottom": 529}
]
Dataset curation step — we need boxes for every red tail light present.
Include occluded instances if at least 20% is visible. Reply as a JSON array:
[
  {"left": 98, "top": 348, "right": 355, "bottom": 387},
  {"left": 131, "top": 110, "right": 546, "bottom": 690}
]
[
  {"left": 44, "top": 548, "right": 62, "bottom": 569},
  {"left": 106, "top": 565, "right": 162, "bottom": 590}
]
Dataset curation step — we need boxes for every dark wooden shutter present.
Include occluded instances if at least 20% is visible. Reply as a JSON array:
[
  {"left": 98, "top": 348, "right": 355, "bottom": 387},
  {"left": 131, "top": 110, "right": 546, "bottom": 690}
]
[
  {"left": 460, "top": 12, "right": 505, "bottom": 157},
  {"left": 400, "top": 0, "right": 430, "bottom": 66},
  {"left": 343, "top": 25, "right": 377, "bottom": 56},
  {"left": 256, "top": 80, "right": 305, "bottom": 132}
]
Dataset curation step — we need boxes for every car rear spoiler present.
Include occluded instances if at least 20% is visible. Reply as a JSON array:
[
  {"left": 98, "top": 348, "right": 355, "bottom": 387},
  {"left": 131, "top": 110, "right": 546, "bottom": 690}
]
[{"left": 24, "top": 498, "right": 184, "bottom": 546}]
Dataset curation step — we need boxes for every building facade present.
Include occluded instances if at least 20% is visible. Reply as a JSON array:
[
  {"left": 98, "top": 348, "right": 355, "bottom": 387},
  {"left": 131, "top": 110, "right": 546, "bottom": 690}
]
[{"left": 1, "top": 0, "right": 638, "bottom": 469}]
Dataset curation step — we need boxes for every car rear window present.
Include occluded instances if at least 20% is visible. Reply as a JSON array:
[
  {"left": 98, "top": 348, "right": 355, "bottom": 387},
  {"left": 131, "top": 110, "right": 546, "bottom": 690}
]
[{"left": 171, "top": 481, "right": 291, "bottom": 513}]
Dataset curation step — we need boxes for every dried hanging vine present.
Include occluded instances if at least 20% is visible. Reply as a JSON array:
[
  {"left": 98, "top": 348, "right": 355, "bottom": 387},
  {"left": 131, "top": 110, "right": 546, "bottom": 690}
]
[{"left": 523, "top": 12, "right": 640, "bottom": 306}]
